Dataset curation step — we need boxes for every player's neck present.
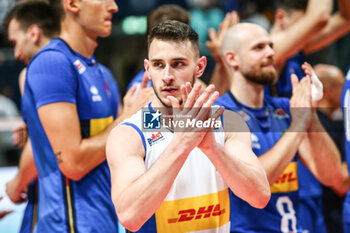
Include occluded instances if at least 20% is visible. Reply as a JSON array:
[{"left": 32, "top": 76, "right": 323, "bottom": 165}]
[
  {"left": 230, "top": 74, "right": 264, "bottom": 108},
  {"left": 60, "top": 19, "right": 97, "bottom": 58},
  {"left": 151, "top": 97, "right": 173, "bottom": 116}
]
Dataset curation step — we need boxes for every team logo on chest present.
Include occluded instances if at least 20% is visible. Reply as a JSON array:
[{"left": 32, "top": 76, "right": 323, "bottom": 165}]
[
  {"left": 147, "top": 132, "right": 164, "bottom": 146},
  {"left": 90, "top": 86, "right": 102, "bottom": 102},
  {"left": 272, "top": 108, "right": 289, "bottom": 119},
  {"left": 73, "top": 59, "right": 86, "bottom": 74}
]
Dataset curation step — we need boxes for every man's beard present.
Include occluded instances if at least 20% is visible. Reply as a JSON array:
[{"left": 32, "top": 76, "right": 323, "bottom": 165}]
[
  {"left": 151, "top": 74, "right": 196, "bottom": 108},
  {"left": 242, "top": 62, "right": 277, "bottom": 85}
]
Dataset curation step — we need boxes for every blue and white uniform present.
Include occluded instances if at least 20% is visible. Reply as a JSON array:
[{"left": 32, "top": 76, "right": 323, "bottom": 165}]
[
  {"left": 121, "top": 103, "right": 230, "bottom": 233},
  {"left": 216, "top": 91, "right": 303, "bottom": 233},
  {"left": 22, "top": 38, "right": 121, "bottom": 233}
]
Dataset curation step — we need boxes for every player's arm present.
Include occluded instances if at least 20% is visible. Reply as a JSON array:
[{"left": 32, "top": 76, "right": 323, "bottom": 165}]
[
  {"left": 38, "top": 102, "right": 120, "bottom": 181},
  {"left": 257, "top": 129, "right": 306, "bottom": 185},
  {"left": 18, "top": 68, "right": 26, "bottom": 96},
  {"left": 255, "top": 74, "right": 311, "bottom": 184},
  {"left": 38, "top": 83, "right": 151, "bottom": 181},
  {"left": 200, "top": 110, "right": 270, "bottom": 208},
  {"left": 6, "top": 140, "right": 37, "bottom": 203},
  {"left": 107, "top": 124, "right": 195, "bottom": 232},
  {"left": 332, "top": 162, "right": 350, "bottom": 195},
  {"left": 298, "top": 113, "right": 343, "bottom": 187},
  {"left": 32, "top": 53, "right": 150, "bottom": 181},
  {"left": 207, "top": 11, "right": 238, "bottom": 95},
  {"left": 303, "top": 0, "right": 350, "bottom": 54},
  {"left": 271, "top": 0, "right": 331, "bottom": 70}
]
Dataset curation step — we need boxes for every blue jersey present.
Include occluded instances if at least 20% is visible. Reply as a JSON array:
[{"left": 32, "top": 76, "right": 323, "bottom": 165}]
[
  {"left": 22, "top": 39, "right": 120, "bottom": 233},
  {"left": 19, "top": 180, "right": 38, "bottom": 233},
  {"left": 216, "top": 92, "right": 303, "bottom": 233},
  {"left": 341, "top": 69, "right": 350, "bottom": 227},
  {"left": 275, "top": 52, "right": 305, "bottom": 98}
]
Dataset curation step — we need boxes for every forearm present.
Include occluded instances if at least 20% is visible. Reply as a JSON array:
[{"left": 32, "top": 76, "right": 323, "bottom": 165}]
[
  {"left": 64, "top": 113, "right": 129, "bottom": 180},
  {"left": 16, "top": 141, "right": 37, "bottom": 188},
  {"left": 209, "top": 59, "right": 232, "bottom": 96},
  {"left": 115, "top": 138, "right": 191, "bottom": 231},
  {"left": 259, "top": 130, "right": 305, "bottom": 184},
  {"left": 203, "top": 142, "right": 270, "bottom": 209},
  {"left": 6, "top": 140, "right": 37, "bottom": 203},
  {"left": 307, "top": 114, "right": 343, "bottom": 186},
  {"left": 331, "top": 163, "right": 350, "bottom": 196}
]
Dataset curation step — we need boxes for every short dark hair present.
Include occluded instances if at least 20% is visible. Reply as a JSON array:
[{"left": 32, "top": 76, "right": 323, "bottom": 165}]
[
  {"left": 3, "top": 0, "right": 61, "bottom": 38},
  {"left": 276, "top": 0, "right": 308, "bottom": 13},
  {"left": 148, "top": 20, "right": 199, "bottom": 56},
  {"left": 147, "top": 4, "right": 190, "bottom": 35},
  {"left": 49, "top": 0, "right": 65, "bottom": 19}
]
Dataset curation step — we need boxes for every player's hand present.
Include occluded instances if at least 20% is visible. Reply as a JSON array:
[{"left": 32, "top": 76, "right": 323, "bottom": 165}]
[
  {"left": 0, "top": 196, "right": 13, "bottom": 219},
  {"left": 6, "top": 177, "right": 28, "bottom": 203},
  {"left": 12, "top": 122, "right": 27, "bottom": 148},
  {"left": 167, "top": 82, "right": 223, "bottom": 149},
  {"left": 122, "top": 74, "right": 153, "bottom": 118},
  {"left": 301, "top": 62, "right": 323, "bottom": 106},
  {"left": 289, "top": 74, "right": 313, "bottom": 132},
  {"left": 206, "top": 11, "right": 239, "bottom": 61}
]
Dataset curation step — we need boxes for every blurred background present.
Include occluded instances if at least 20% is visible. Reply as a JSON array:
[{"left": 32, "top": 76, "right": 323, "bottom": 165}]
[{"left": 0, "top": 0, "right": 349, "bottom": 231}]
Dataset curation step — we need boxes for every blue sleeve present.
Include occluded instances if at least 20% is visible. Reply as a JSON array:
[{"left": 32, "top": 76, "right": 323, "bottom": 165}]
[{"left": 27, "top": 50, "right": 77, "bottom": 109}]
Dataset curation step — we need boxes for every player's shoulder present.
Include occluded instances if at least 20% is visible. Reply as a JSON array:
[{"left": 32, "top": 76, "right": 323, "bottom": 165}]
[
  {"left": 120, "top": 106, "right": 146, "bottom": 130},
  {"left": 215, "top": 92, "right": 237, "bottom": 109},
  {"left": 28, "top": 41, "right": 70, "bottom": 74}
]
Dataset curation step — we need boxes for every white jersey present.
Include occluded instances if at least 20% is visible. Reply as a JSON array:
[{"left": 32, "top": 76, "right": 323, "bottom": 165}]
[{"left": 121, "top": 104, "right": 230, "bottom": 233}]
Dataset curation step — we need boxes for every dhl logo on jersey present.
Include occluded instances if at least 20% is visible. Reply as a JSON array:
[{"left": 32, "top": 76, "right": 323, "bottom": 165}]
[
  {"left": 270, "top": 161, "right": 298, "bottom": 193},
  {"left": 167, "top": 204, "right": 225, "bottom": 224},
  {"left": 155, "top": 189, "right": 229, "bottom": 233}
]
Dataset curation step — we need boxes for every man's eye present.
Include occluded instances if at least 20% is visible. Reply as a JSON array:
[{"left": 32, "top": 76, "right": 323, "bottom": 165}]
[
  {"left": 173, "top": 62, "right": 184, "bottom": 67},
  {"left": 255, "top": 45, "right": 264, "bottom": 50},
  {"left": 153, "top": 63, "right": 163, "bottom": 67}
]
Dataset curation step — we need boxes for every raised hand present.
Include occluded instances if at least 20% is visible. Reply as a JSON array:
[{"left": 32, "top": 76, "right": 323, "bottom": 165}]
[
  {"left": 302, "top": 62, "right": 323, "bottom": 104},
  {"left": 289, "top": 74, "right": 313, "bottom": 132},
  {"left": 167, "top": 82, "right": 223, "bottom": 150},
  {"left": 206, "top": 11, "right": 239, "bottom": 61},
  {"left": 122, "top": 74, "right": 153, "bottom": 118}
]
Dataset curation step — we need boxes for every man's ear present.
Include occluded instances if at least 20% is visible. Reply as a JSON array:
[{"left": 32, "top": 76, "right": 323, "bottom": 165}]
[
  {"left": 225, "top": 51, "right": 239, "bottom": 69},
  {"left": 195, "top": 56, "right": 207, "bottom": 78},
  {"left": 27, "top": 25, "right": 41, "bottom": 45},
  {"left": 64, "top": 0, "right": 80, "bottom": 14},
  {"left": 275, "top": 9, "right": 287, "bottom": 30}
]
